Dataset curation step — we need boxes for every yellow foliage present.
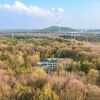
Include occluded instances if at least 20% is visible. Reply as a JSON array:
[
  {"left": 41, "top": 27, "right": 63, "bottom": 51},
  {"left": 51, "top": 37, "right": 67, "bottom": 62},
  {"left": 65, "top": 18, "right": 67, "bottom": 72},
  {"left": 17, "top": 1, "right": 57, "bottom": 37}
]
[{"left": 33, "top": 68, "right": 46, "bottom": 77}]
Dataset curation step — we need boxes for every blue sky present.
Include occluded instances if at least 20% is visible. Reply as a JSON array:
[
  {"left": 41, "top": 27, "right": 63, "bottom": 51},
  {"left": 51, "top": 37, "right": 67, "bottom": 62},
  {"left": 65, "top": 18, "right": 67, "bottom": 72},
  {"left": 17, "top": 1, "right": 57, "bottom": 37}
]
[{"left": 0, "top": 0, "right": 100, "bottom": 29}]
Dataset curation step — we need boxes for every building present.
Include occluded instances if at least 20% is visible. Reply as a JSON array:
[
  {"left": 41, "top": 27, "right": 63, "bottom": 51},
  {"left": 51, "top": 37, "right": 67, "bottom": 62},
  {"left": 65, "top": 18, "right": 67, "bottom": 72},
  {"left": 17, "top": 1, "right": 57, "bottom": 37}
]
[{"left": 37, "top": 58, "right": 58, "bottom": 70}]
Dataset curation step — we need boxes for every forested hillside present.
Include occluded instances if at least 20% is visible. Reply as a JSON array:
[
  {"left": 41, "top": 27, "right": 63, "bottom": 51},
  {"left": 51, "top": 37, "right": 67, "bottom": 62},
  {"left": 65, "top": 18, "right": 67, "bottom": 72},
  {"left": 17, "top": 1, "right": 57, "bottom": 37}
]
[{"left": 0, "top": 36, "right": 100, "bottom": 100}]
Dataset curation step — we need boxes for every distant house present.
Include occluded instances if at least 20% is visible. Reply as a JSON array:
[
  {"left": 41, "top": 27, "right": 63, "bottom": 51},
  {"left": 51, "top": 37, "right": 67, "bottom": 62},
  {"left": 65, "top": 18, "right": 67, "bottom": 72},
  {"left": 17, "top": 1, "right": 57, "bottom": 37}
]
[{"left": 37, "top": 58, "right": 58, "bottom": 70}]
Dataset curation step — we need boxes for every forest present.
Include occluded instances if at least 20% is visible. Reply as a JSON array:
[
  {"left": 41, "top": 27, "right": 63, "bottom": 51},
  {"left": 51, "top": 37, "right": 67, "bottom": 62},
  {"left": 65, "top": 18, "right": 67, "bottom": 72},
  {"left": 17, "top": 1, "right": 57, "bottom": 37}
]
[{"left": 0, "top": 36, "right": 100, "bottom": 100}]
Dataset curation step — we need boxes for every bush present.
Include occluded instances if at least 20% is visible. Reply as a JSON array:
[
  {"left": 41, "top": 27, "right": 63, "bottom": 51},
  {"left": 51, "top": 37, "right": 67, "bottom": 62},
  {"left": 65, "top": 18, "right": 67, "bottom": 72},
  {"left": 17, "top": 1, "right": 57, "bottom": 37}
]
[
  {"left": 70, "top": 61, "right": 80, "bottom": 72},
  {"left": 81, "top": 60, "right": 93, "bottom": 74},
  {"left": 89, "top": 69, "right": 99, "bottom": 75},
  {"left": 86, "top": 84, "right": 100, "bottom": 100},
  {"left": 33, "top": 68, "right": 46, "bottom": 78},
  {"left": 12, "top": 82, "right": 23, "bottom": 90},
  {"left": 87, "top": 69, "right": 99, "bottom": 85},
  {"left": 33, "top": 83, "right": 60, "bottom": 100},
  {"left": 0, "top": 54, "right": 9, "bottom": 61},
  {"left": 96, "top": 75, "right": 100, "bottom": 87}
]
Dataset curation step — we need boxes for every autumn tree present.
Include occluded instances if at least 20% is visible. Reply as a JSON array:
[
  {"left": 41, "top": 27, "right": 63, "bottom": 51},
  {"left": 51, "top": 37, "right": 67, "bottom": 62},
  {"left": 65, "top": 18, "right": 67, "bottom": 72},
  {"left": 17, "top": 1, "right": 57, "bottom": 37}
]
[{"left": 80, "top": 60, "right": 93, "bottom": 74}]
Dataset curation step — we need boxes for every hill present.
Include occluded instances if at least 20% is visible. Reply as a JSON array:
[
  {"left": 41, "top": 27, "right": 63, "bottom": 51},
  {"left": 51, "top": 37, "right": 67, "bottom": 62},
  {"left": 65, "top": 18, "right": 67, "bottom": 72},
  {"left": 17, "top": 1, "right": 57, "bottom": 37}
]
[
  {"left": 35, "top": 26, "right": 77, "bottom": 33},
  {"left": 0, "top": 26, "right": 77, "bottom": 33}
]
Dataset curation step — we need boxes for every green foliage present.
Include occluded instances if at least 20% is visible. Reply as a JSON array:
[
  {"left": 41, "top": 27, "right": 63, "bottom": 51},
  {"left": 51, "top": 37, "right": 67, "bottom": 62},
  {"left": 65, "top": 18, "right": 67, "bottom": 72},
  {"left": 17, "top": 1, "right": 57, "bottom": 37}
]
[
  {"left": 77, "top": 71, "right": 85, "bottom": 76},
  {"left": 81, "top": 60, "right": 93, "bottom": 74},
  {"left": 40, "top": 48, "right": 52, "bottom": 59},
  {"left": 89, "top": 69, "right": 99, "bottom": 75},
  {"left": 32, "top": 79, "right": 47, "bottom": 89},
  {"left": 92, "top": 58, "right": 100, "bottom": 71},
  {"left": 87, "top": 69, "right": 99, "bottom": 85},
  {"left": 0, "top": 54, "right": 9, "bottom": 61},
  {"left": 70, "top": 61, "right": 80, "bottom": 72},
  {"left": 12, "top": 82, "right": 23, "bottom": 90}
]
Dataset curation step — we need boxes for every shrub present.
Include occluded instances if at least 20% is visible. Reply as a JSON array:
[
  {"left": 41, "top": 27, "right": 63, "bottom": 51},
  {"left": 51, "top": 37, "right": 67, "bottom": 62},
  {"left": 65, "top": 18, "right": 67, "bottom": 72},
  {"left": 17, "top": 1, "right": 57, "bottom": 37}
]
[
  {"left": 62, "top": 79, "right": 85, "bottom": 100},
  {"left": 0, "top": 54, "right": 9, "bottom": 61},
  {"left": 33, "top": 83, "right": 60, "bottom": 100},
  {"left": 96, "top": 75, "right": 100, "bottom": 87},
  {"left": 86, "top": 84, "right": 100, "bottom": 100},
  {"left": 12, "top": 82, "right": 23, "bottom": 90},
  {"left": 70, "top": 61, "right": 80, "bottom": 72},
  {"left": 87, "top": 69, "right": 99, "bottom": 85},
  {"left": 81, "top": 60, "right": 93, "bottom": 74},
  {"left": 33, "top": 68, "right": 46, "bottom": 78},
  {"left": 89, "top": 69, "right": 99, "bottom": 75}
]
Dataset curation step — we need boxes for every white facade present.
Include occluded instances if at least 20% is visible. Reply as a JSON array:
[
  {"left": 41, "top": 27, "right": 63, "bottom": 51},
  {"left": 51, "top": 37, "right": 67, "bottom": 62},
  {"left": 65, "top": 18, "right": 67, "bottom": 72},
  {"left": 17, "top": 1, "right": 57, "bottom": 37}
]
[{"left": 37, "top": 58, "right": 57, "bottom": 70}]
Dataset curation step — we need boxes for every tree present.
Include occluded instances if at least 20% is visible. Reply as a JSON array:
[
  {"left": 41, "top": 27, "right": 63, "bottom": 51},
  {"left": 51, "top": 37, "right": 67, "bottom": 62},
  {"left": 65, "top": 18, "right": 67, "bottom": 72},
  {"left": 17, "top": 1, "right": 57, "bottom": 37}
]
[
  {"left": 12, "top": 82, "right": 23, "bottom": 90},
  {"left": 0, "top": 61, "right": 8, "bottom": 69},
  {"left": 33, "top": 83, "right": 60, "bottom": 100},
  {"left": 9, "top": 54, "right": 25, "bottom": 68},
  {"left": 96, "top": 75, "right": 100, "bottom": 87},
  {"left": 70, "top": 61, "right": 80, "bottom": 72},
  {"left": 33, "top": 68, "right": 46, "bottom": 78},
  {"left": 87, "top": 69, "right": 99, "bottom": 84},
  {"left": 81, "top": 60, "right": 93, "bottom": 74},
  {"left": 40, "top": 48, "right": 52, "bottom": 59},
  {"left": 27, "top": 52, "right": 40, "bottom": 66},
  {"left": 56, "top": 63, "right": 65, "bottom": 75},
  {"left": 89, "top": 69, "right": 99, "bottom": 75},
  {"left": 0, "top": 53, "right": 9, "bottom": 61},
  {"left": 92, "top": 58, "right": 100, "bottom": 71}
]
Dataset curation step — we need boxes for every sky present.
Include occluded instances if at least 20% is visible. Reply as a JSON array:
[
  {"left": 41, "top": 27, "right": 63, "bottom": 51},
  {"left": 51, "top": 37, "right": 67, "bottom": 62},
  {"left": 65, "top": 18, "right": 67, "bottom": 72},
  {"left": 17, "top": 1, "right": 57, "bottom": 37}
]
[{"left": 0, "top": 0, "right": 100, "bottom": 29}]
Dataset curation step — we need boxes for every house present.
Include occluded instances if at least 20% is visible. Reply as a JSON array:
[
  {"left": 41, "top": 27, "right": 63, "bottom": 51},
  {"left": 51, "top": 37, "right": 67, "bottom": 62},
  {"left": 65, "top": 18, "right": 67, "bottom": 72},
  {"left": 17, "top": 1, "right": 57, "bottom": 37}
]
[{"left": 37, "top": 58, "right": 58, "bottom": 70}]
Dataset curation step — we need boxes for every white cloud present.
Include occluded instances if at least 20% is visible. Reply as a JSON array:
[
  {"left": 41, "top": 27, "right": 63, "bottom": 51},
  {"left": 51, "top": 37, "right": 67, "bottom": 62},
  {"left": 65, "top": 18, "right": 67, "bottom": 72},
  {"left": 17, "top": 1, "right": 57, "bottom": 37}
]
[
  {"left": 51, "top": 8, "right": 64, "bottom": 13},
  {"left": 0, "top": 1, "right": 52, "bottom": 16},
  {"left": 51, "top": 8, "right": 55, "bottom": 12},
  {"left": 0, "top": 1, "right": 64, "bottom": 17},
  {"left": 58, "top": 8, "right": 64, "bottom": 13}
]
